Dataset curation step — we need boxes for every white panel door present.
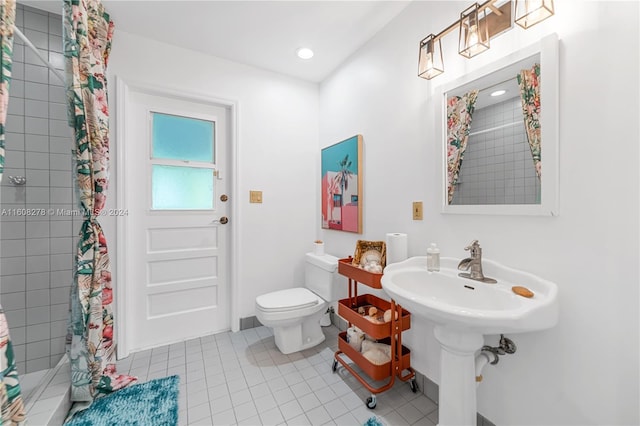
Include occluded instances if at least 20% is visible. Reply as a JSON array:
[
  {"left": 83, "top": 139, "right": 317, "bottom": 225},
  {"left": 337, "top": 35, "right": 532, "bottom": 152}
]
[{"left": 125, "top": 90, "right": 230, "bottom": 350}]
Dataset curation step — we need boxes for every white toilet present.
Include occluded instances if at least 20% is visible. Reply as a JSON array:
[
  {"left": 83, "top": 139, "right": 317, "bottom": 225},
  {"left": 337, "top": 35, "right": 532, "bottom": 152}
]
[{"left": 255, "top": 253, "right": 339, "bottom": 354}]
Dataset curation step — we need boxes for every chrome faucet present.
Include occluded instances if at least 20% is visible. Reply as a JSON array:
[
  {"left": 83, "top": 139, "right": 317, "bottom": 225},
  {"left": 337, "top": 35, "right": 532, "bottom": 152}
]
[{"left": 458, "top": 240, "right": 497, "bottom": 284}]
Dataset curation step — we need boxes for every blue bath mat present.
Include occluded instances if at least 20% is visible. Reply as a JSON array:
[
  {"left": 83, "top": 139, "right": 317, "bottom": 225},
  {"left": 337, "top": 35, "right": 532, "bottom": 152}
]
[
  {"left": 364, "top": 416, "right": 384, "bottom": 426},
  {"left": 65, "top": 375, "right": 179, "bottom": 425}
]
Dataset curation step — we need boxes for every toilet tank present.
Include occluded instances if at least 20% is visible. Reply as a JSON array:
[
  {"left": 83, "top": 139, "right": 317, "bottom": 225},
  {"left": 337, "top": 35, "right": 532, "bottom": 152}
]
[{"left": 304, "top": 253, "right": 339, "bottom": 301}]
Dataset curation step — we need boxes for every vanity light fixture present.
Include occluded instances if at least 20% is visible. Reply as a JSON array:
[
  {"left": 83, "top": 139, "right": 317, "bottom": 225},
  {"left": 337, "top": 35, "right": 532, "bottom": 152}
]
[
  {"left": 418, "top": 34, "right": 444, "bottom": 79},
  {"left": 296, "top": 47, "right": 314, "bottom": 59},
  {"left": 417, "top": 0, "right": 554, "bottom": 80},
  {"left": 490, "top": 89, "right": 507, "bottom": 96},
  {"left": 459, "top": 3, "right": 490, "bottom": 58},
  {"left": 514, "top": 0, "right": 555, "bottom": 29}
]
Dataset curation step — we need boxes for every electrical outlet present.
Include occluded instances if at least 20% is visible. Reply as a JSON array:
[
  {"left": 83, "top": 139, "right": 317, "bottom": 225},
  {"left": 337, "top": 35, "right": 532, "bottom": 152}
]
[
  {"left": 413, "top": 201, "right": 423, "bottom": 220},
  {"left": 249, "top": 190, "right": 263, "bottom": 203}
]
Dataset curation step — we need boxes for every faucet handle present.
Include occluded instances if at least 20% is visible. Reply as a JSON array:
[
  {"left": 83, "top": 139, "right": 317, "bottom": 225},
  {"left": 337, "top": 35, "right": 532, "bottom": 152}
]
[{"left": 464, "top": 240, "right": 480, "bottom": 251}]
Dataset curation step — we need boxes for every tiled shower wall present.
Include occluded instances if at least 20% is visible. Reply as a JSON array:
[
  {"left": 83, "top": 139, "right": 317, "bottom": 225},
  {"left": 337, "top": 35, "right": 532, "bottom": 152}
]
[
  {"left": 0, "top": 5, "right": 76, "bottom": 374},
  {"left": 452, "top": 97, "right": 541, "bottom": 205}
]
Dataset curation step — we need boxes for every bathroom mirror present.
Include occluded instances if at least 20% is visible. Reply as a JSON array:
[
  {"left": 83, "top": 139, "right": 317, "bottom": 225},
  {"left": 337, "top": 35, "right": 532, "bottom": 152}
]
[{"left": 438, "top": 33, "right": 558, "bottom": 216}]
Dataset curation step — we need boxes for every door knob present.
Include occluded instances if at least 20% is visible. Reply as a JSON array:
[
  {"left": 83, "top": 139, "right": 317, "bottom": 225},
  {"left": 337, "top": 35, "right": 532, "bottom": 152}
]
[{"left": 211, "top": 216, "right": 229, "bottom": 225}]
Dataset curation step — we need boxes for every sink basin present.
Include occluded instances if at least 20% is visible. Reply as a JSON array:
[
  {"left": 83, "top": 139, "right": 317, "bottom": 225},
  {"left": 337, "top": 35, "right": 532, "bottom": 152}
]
[
  {"left": 381, "top": 256, "right": 558, "bottom": 334},
  {"left": 381, "top": 256, "right": 559, "bottom": 426}
]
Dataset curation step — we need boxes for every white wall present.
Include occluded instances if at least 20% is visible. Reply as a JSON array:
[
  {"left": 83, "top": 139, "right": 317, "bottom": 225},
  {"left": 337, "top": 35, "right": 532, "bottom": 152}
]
[
  {"left": 319, "top": 1, "right": 639, "bottom": 425},
  {"left": 103, "top": 31, "right": 320, "bottom": 323}
]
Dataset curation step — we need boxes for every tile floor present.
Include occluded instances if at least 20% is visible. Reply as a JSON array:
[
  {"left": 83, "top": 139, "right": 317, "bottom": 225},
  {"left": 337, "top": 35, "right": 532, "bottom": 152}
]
[{"left": 116, "top": 325, "right": 439, "bottom": 426}]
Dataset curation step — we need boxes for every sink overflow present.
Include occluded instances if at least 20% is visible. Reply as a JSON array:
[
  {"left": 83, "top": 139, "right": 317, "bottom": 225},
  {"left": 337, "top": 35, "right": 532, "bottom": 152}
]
[{"left": 464, "top": 285, "right": 475, "bottom": 290}]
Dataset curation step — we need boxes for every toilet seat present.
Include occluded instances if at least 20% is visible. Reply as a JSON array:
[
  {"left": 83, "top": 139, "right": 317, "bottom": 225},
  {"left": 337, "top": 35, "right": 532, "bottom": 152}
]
[{"left": 256, "top": 288, "right": 319, "bottom": 312}]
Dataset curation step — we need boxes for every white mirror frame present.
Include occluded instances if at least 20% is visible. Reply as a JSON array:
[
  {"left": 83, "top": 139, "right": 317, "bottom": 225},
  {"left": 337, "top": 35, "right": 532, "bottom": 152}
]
[{"left": 438, "top": 33, "right": 559, "bottom": 216}]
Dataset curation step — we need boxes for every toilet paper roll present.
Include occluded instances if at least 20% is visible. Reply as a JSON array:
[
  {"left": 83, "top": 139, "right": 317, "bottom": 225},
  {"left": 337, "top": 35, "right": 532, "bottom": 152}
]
[{"left": 386, "top": 233, "right": 408, "bottom": 265}]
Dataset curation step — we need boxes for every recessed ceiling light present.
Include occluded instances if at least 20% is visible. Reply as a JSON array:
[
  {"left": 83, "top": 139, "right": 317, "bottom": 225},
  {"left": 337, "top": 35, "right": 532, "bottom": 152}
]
[
  {"left": 490, "top": 89, "right": 507, "bottom": 97},
  {"left": 296, "top": 47, "right": 314, "bottom": 60}
]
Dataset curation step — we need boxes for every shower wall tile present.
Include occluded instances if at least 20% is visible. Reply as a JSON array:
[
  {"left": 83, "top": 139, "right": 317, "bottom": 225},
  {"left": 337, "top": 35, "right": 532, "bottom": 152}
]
[
  {"left": 25, "top": 169, "right": 49, "bottom": 186},
  {"left": 2, "top": 292, "right": 26, "bottom": 310},
  {"left": 25, "top": 64, "right": 48, "bottom": 84},
  {"left": 1, "top": 190, "right": 27, "bottom": 206},
  {"left": 24, "top": 9, "right": 48, "bottom": 32},
  {"left": 11, "top": 62, "right": 25, "bottom": 80},
  {"left": 50, "top": 270, "right": 71, "bottom": 288},
  {"left": 27, "top": 357, "right": 50, "bottom": 374},
  {"left": 25, "top": 81, "right": 49, "bottom": 101},
  {"left": 5, "top": 114, "right": 25, "bottom": 133},
  {"left": 1, "top": 239, "right": 26, "bottom": 256},
  {"left": 12, "top": 44, "right": 25, "bottom": 62},
  {"left": 49, "top": 153, "right": 71, "bottom": 171},
  {"left": 27, "top": 289, "right": 50, "bottom": 309},
  {"left": 49, "top": 85, "right": 67, "bottom": 104},
  {"left": 5, "top": 133, "right": 25, "bottom": 151},
  {"left": 50, "top": 254, "right": 71, "bottom": 271},
  {"left": 48, "top": 35, "right": 62, "bottom": 53},
  {"left": 26, "top": 151, "right": 49, "bottom": 169},
  {"left": 26, "top": 272, "right": 49, "bottom": 291},
  {"left": 11, "top": 327, "right": 26, "bottom": 345},
  {"left": 1, "top": 257, "right": 26, "bottom": 276},
  {"left": 50, "top": 221, "right": 71, "bottom": 238},
  {"left": 50, "top": 287, "right": 68, "bottom": 305},
  {"left": 49, "top": 136, "right": 71, "bottom": 154},
  {"left": 26, "top": 100, "right": 49, "bottom": 119},
  {"left": 25, "top": 116, "right": 49, "bottom": 135},
  {"left": 48, "top": 69, "right": 64, "bottom": 87},
  {"left": 49, "top": 119, "right": 70, "bottom": 138},
  {"left": 8, "top": 98, "right": 25, "bottom": 116},
  {"left": 50, "top": 304, "right": 67, "bottom": 322},
  {"left": 1, "top": 275, "right": 26, "bottom": 294},
  {"left": 48, "top": 103, "right": 66, "bottom": 120},
  {"left": 4, "top": 309, "right": 26, "bottom": 328},
  {"left": 50, "top": 187, "right": 72, "bottom": 204},
  {"left": 26, "top": 306, "right": 50, "bottom": 326},
  {"left": 26, "top": 255, "right": 50, "bottom": 274},
  {"left": 48, "top": 52, "right": 64, "bottom": 71},
  {"left": 23, "top": 29, "right": 48, "bottom": 50},
  {"left": 26, "top": 341, "right": 50, "bottom": 360},
  {"left": 49, "top": 238, "right": 72, "bottom": 256},
  {"left": 10, "top": 80, "right": 25, "bottom": 98},
  {"left": 26, "top": 221, "right": 49, "bottom": 239},
  {"left": 50, "top": 336, "right": 65, "bottom": 356},
  {"left": 26, "top": 323, "right": 50, "bottom": 342},
  {"left": 49, "top": 171, "right": 71, "bottom": 187},
  {"left": 50, "top": 319, "right": 66, "bottom": 338},
  {"left": 1, "top": 221, "right": 26, "bottom": 239},
  {"left": 48, "top": 16, "right": 62, "bottom": 36},
  {"left": 26, "top": 187, "right": 49, "bottom": 204}
]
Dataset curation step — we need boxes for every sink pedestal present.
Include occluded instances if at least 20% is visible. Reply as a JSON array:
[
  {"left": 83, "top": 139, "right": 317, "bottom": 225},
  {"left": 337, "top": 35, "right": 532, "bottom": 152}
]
[{"left": 434, "top": 326, "right": 484, "bottom": 426}]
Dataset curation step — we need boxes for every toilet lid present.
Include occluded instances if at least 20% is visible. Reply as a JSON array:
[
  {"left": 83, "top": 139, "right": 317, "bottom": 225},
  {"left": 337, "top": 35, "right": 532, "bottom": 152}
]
[{"left": 256, "top": 288, "right": 319, "bottom": 312}]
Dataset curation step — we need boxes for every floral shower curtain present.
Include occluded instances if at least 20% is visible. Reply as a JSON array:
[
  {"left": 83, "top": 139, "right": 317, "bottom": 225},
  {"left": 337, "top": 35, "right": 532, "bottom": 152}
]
[
  {"left": 63, "top": 0, "right": 135, "bottom": 410},
  {"left": 0, "top": 0, "right": 16, "bottom": 181},
  {"left": 0, "top": 1, "right": 26, "bottom": 425},
  {"left": 517, "top": 63, "right": 542, "bottom": 178},
  {"left": 446, "top": 89, "right": 478, "bottom": 204}
]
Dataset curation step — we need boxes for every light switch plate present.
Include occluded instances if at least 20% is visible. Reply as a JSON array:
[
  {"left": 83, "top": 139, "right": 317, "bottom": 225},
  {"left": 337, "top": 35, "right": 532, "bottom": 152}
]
[
  {"left": 413, "top": 201, "right": 423, "bottom": 220},
  {"left": 250, "top": 191, "right": 263, "bottom": 203}
]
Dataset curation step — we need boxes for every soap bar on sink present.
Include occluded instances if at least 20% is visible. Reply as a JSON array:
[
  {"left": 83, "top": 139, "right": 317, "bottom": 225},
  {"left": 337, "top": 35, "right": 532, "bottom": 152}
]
[{"left": 512, "top": 286, "right": 534, "bottom": 298}]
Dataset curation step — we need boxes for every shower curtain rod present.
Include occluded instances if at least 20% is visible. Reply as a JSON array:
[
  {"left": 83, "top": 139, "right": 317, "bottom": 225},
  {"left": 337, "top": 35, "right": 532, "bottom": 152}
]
[{"left": 13, "top": 26, "right": 65, "bottom": 84}]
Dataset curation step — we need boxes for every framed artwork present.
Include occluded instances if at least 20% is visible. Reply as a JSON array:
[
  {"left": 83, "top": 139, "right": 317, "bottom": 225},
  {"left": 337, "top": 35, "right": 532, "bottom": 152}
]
[{"left": 321, "top": 135, "right": 363, "bottom": 233}]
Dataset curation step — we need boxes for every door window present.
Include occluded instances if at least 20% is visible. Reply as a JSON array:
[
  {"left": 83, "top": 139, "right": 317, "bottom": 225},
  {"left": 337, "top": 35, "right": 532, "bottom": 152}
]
[{"left": 150, "top": 112, "right": 216, "bottom": 210}]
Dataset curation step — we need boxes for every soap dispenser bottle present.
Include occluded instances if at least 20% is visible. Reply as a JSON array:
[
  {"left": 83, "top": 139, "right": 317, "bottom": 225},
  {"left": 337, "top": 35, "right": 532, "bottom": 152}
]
[{"left": 427, "top": 243, "right": 440, "bottom": 272}]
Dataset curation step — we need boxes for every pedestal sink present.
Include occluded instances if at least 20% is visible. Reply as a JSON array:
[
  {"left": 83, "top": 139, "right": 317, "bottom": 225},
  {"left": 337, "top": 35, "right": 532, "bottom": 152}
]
[{"left": 381, "top": 256, "right": 558, "bottom": 426}]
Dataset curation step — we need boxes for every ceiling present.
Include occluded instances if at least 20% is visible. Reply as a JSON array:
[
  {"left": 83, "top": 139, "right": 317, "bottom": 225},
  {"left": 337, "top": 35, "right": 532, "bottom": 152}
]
[{"left": 19, "top": 0, "right": 412, "bottom": 83}]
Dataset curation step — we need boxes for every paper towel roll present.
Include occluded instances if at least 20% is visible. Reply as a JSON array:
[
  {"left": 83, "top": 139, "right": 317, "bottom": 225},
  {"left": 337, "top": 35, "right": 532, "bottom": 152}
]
[{"left": 386, "top": 233, "right": 408, "bottom": 265}]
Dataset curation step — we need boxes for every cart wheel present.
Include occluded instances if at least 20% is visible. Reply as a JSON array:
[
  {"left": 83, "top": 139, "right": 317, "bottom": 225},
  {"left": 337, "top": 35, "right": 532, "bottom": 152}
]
[
  {"left": 409, "top": 378, "right": 419, "bottom": 393},
  {"left": 366, "top": 396, "right": 377, "bottom": 409},
  {"left": 332, "top": 359, "right": 338, "bottom": 373}
]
